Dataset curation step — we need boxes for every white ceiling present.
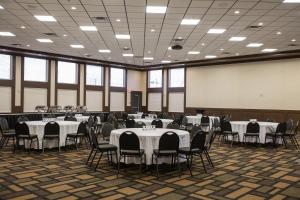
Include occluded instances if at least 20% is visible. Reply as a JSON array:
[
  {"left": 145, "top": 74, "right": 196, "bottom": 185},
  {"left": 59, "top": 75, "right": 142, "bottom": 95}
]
[{"left": 0, "top": 0, "right": 299, "bottom": 66}]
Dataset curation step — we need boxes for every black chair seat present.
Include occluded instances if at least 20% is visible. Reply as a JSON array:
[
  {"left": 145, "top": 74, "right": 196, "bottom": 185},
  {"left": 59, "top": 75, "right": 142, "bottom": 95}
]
[
  {"left": 3, "top": 129, "right": 15, "bottom": 134},
  {"left": 97, "top": 144, "right": 117, "bottom": 151},
  {"left": 178, "top": 147, "right": 201, "bottom": 154},
  {"left": 43, "top": 135, "right": 59, "bottom": 138},
  {"left": 18, "top": 134, "right": 37, "bottom": 138},
  {"left": 244, "top": 133, "right": 259, "bottom": 136},
  {"left": 67, "top": 133, "right": 85, "bottom": 137},
  {"left": 224, "top": 131, "right": 238, "bottom": 135},
  {"left": 201, "top": 123, "right": 210, "bottom": 127},
  {"left": 153, "top": 149, "right": 177, "bottom": 155},
  {"left": 121, "top": 149, "right": 144, "bottom": 155},
  {"left": 3, "top": 132, "right": 16, "bottom": 137}
]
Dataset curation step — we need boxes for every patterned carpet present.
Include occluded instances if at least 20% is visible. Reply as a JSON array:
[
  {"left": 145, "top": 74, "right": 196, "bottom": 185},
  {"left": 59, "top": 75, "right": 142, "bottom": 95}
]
[{"left": 0, "top": 142, "right": 300, "bottom": 200}]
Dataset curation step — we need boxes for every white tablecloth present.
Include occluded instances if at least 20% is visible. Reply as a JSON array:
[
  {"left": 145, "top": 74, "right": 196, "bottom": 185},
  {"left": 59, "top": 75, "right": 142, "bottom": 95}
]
[
  {"left": 186, "top": 115, "right": 219, "bottom": 128},
  {"left": 230, "top": 121, "right": 278, "bottom": 144},
  {"left": 134, "top": 119, "right": 173, "bottom": 128},
  {"left": 25, "top": 121, "right": 80, "bottom": 149},
  {"left": 128, "top": 114, "right": 157, "bottom": 119},
  {"left": 56, "top": 116, "right": 100, "bottom": 123},
  {"left": 110, "top": 128, "right": 190, "bottom": 165}
]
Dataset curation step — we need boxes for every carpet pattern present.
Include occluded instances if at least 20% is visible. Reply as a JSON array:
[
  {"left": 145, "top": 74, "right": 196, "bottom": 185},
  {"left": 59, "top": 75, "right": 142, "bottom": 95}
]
[{"left": 0, "top": 143, "right": 299, "bottom": 200}]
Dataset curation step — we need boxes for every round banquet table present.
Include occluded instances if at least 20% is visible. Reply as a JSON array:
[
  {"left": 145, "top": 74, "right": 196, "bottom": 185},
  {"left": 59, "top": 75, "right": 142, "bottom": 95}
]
[
  {"left": 134, "top": 119, "right": 173, "bottom": 128},
  {"left": 110, "top": 128, "right": 190, "bottom": 165},
  {"left": 230, "top": 121, "right": 278, "bottom": 144},
  {"left": 186, "top": 115, "right": 219, "bottom": 128},
  {"left": 128, "top": 113, "right": 157, "bottom": 119},
  {"left": 25, "top": 121, "right": 80, "bottom": 149},
  {"left": 56, "top": 116, "right": 100, "bottom": 123}
]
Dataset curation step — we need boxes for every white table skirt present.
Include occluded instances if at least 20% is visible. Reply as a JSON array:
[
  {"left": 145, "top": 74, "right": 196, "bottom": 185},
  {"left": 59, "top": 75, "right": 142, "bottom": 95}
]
[
  {"left": 25, "top": 121, "right": 80, "bottom": 149},
  {"left": 230, "top": 121, "right": 278, "bottom": 144},
  {"left": 134, "top": 119, "right": 173, "bottom": 128},
  {"left": 56, "top": 116, "right": 100, "bottom": 123},
  {"left": 110, "top": 128, "right": 190, "bottom": 165},
  {"left": 186, "top": 116, "right": 219, "bottom": 128}
]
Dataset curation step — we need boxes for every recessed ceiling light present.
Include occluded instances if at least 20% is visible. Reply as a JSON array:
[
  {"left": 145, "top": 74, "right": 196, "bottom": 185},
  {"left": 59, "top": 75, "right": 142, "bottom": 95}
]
[
  {"left": 229, "top": 36, "right": 246, "bottom": 41},
  {"left": 80, "top": 26, "right": 97, "bottom": 31},
  {"left": 20, "top": 26, "right": 26, "bottom": 29},
  {"left": 262, "top": 48, "right": 277, "bottom": 52},
  {"left": 208, "top": 29, "right": 226, "bottom": 34},
  {"left": 63, "top": 34, "right": 68, "bottom": 37},
  {"left": 144, "top": 57, "right": 153, "bottom": 60},
  {"left": 246, "top": 43, "right": 263, "bottom": 47},
  {"left": 34, "top": 15, "right": 56, "bottom": 22},
  {"left": 123, "top": 53, "right": 134, "bottom": 57},
  {"left": 188, "top": 51, "right": 200, "bottom": 54},
  {"left": 108, "top": 57, "right": 111, "bottom": 59},
  {"left": 26, "top": 44, "right": 30, "bottom": 47},
  {"left": 291, "top": 39, "right": 296, "bottom": 42},
  {"left": 36, "top": 38, "right": 53, "bottom": 43},
  {"left": 258, "top": 22, "right": 263, "bottom": 26},
  {"left": 201, "top": 43, "right": 205, "bottom": 46},
  {"left": 71, "top": 6, "right": 77, "bottom": 10},
  {"left": 235, "top": 53, "right": 240, "bottom": 56},
  {"left": 234, "top": 10, "right": 240, "bottom": 14},
  {"left": 0, "top": 5, "right": 4, "bottom": 9},
  {"left": 99, "top": 49, "right": 111, "bottom": 53},
  {"left": 116, "top": 34, "right": 130, "bottom": 39},
  {"left": 70, "top": 44, "right": 84, "bottom": 48},
  {"left": 205, "top": 55, "right": 217, "bottom": 59},
  {"left": 276, "top": 31, "right": 282, "bottom": 35},
  {"left": 148, "top": 51, "right": 151, "bottom": 53},
  {"left": 283, "top": 0, "right": 300, "bottom": 3},
  {"left": 116, "top": 19, "right": 121, "bottom": 22},
  {"left": 161, "top": 60, "right": 171, "bottom": 63},
  {"left": 0, "top": 32, "right": 15, "bottom": 36},
  {"left": 150, "top": 29, "right": 155, "bottom": 32},
  {"left": 181, "top": 19, "right": 200, "bottom": 25},
  {"left": 220, "top": 48, "right": 224, "bottom": 51},
  {"left": 184, "top": 58, "right": 189, "bottom": 61},
  {"left": 168, "top": 46, "right": 172, "bottom": 50},
  {"left": 146, "top": 6, "right": 167, "bottom": 14}
]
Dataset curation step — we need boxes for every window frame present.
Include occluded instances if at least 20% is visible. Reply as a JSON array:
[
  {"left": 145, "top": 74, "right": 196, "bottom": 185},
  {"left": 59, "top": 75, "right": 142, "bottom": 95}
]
[
  {"left": 109, "top": 67, "right": 126, "bottom": 88},
  {"left": 57, "top": 60, "right": 78, "bottom": 85},
  {"left": 85, "top": 64, "right": 103, "bottom": 86},
  {"left": 168, "top": 67, "right": 185, "bottom": 88},
  {"left": 0, "top": 53, "right": 12, "bottom": 81},
  {"left": 23, "top": 56, "right": 48, "bottom": 83},
  {"left": 148, "top": 69, "right": 163, "bottom": 88}
]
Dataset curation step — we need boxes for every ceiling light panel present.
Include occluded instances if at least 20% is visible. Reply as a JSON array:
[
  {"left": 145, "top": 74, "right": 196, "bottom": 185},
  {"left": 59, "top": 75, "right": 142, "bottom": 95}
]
[
  {"left": 188, "top": 51, "right": 200, "bottom": 54},
  {"left": 146, "top": 6, "right": 167, "bottom": 14},
  {"left": 0, "top": 32, "right": 15, "bottom": 36},
  {"left": 229, "top": 37, "right": 246, "bottom": 41},
  {"left": 207, "top": 29, "right": 226, "bottom": 34},
  {"left": 205, "top": 55, "right": 217, "bottom": 59},
  {"left": 283, "top": 0, "right": 300, "bottom": 3},
  {"left": 70, "top": 44, "right": 84, "bottom": 48},
  {"left": 99, "top": 49, "right": 111, "bottom": 53},
  {"left": 80, "top": 26, "right": 97, "bottom": 31},
  {"left": 261, "top": 48, "right": 277, "bottom": 52},
  {"left": 123, "top": 53, "right": 134, "bottom": 57},
  {"left": 161, "top": 60, "right": 171, "bottom": 63},
  {"left": 0, "top": 5, "right": 4, "bottom": 9},
  {"left": 34, "top": 15, "right": 56, "bottom": 22},
  {"left": 36, "top": 38, "right": 53, "bottom": 43},
  {"left": 144, "top": 57, "right": 153, "bottom": 60},
  {"left": 246, "top": 43, "right": 263, "bottom": 47},
  {"left": 181, "top": 19, "right": 200, "bottom": 25},
  {"left": 116, "top": 34, "right": 130, "bottom": 39}
]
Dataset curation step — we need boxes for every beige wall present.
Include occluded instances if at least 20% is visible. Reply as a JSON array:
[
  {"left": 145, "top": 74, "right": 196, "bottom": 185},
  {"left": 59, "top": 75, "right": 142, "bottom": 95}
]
[
  {"left": 127, "top": 70, "right": 147, "bottom": 106},
  {"left": 186, "top": 58, "right": 300, "bottom": 110}
]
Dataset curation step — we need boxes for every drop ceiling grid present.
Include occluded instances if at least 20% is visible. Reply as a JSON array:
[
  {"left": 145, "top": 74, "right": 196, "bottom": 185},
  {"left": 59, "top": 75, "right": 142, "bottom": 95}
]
[{"left": 0, "top": 0, "right": 299, "bottom": 65}]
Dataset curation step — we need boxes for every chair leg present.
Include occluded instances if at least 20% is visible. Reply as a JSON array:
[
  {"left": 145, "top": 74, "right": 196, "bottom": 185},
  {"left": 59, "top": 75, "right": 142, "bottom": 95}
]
[
  {"left": 204, "top": 150, "right": 214, "bottom": 168},
  {"left": 12, "top": 137, "right": 16, "bottom": 153},
  {"left": 156, "top": 156, "right": 159, "bottom": 177},
  {"left": 94, "top": 151, "right": 103, "bottom": 171},
  {"left": 90, "top": 149, "right": 98, "bottom": 167},
  {"left": 29, "top": 139, "right": 32, "bottom": 154},
  {"left": 117, "top": 155, "right": 122, "bottom": 177},
  {"left": 187, "top": 154, "right": 192, "bottom": 176},
  {"left": 42, "top": 139, "right": 45, "bottom": 153},
  {"left": 58, "top": 139, "right": 60, "bottom": 153},
  {"left": 200, "top": 154, "right": 207, "bottom": 173},
  {"left": 86, "top": 148, "right": 94, "bottom": 165},
  {"left": 177, "top": 155, "right": 181, "bottom": 177}
]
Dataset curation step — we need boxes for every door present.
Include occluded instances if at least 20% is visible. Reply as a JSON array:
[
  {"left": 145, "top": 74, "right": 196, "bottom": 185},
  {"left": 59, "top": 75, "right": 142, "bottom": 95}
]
[{"left": 131, "top": 91, "right": 142, "bottom": 113}]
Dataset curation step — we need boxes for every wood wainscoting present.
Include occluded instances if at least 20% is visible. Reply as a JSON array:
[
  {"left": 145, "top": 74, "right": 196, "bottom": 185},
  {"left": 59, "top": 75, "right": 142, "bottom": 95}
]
[{"left": 185, "top": 107, "right": 300, "bottom": 123}]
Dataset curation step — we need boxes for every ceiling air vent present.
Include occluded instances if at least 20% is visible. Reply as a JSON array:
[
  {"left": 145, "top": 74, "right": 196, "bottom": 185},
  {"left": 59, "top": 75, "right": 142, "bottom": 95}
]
[
  {"left": 144, "top": 61, "right": 152, "bottom": 64},
  {"left": 171, "top": 44, "right": 183, "bottom": 50},
  {"left": 288, "top": 44, "right": 298, "bottom": 47},
  {"left": 134, "top": 56, "right": 143, "bottom": 59},
  {"left": 92, "top": 17, "right": 109, "bottom": 23},
  {"left": 170, "top": 38, "right": 184, "bottom": 50},
  {"left": 11, "top": 43, "right": 22, "bottom": 46},
  {"left": 123, "top": 47, "right": 130, "bottom": 51},
  {"left": 221, "top": 51, "right": 231, "bottom": 55},
  {"left": 43, "top": 32, "right": 58, "bottom": 37},
  {"left": 245, "top": 25, "right": 262, "bottom": 30},
  {"left": 84, "top": 54, "right": 92, "bottom": 58}
]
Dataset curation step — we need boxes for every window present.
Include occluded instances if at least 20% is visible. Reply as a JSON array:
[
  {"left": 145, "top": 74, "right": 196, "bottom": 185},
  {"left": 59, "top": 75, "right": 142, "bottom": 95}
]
[
  {"left": 0, "top": 54, "right": 11, "bottom": 80},
  {"left": 110, "top": 68, "right": 125, "bottom": 87},
  {"left": 149, "top": 70, "right": 162, "bottom": 88},
  {"left": 169, "top": 68, "right": 185, "bottom": 87},
  {"left": 86, "top": 65, "right": 103, "bottom": 86},
  {"left": 57, "top": 61, "right": 77, "bottom": 84},
  {"left": 24, "top": 57, "right": 48, "bottom": 82}
]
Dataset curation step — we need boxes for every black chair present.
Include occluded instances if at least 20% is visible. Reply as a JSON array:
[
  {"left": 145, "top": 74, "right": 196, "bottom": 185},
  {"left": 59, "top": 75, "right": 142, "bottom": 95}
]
[
  {"left": 190, "top": 124, "right": 202, "bottom": 139},
  {"left": 201, "top": 116, "right": 210, "bottom": 131},
  {"left": 125, "top": 118, "right": 135, "bottom": 128},
  {"left": 42, "top": 122, "right": 60, "bottom": 152},
  {"left": 181, "top": 116, "right": 193, "bottom": 131},
  {"left": 17, "top": 116, "right": 29, "bottom": 122},
  {"left": 151, "top": 119, "right": 163, "bottom": 128},
  {"left": 141, "top": 113, "right": 148, "bottom": 119},
  {"left": 134, "top": 121, "right": 146, "bottom": 128},
  {"left": 86, "top": 129, "right": 118, "bottom": 171},
  {"left": 15, "top": 122, "right": 39, "bottom": 153},
  {"left": 0, "top": 118, "right": 16, "bottom": 150},
  {"left": 179, "top": 130, "right": 214, "bottom": 175},
  {"left": 118, "top": 131, "right": 145, "bottom": 175},
  {"left": 265, "top": 122, "right": 287, "bottom": 147},
  {"left": 65, "top": 121, "right": 89, "bottom": 150},
  {"left": 152, "top": 131, "right": 180, "bottom": 177},
  {"left": 166, "top": 122, "right": 180, "bottom": 129},
  {"left": 64, "top": 116, "right": 77, "bottom": 121},
  {"left": 282, "top": 121, "right": 299, "bottom": 149},
  {"left": 100, "top": 122, "right": 114, "bottom": 144},
  {"left": 88, "top": 115, "right": 97, "bottom": 133},
  {"left": 243, "top": 122, "right": 260, "bottom": 144},
  {"left": 220, "top": 121, "right": 240, "bottom": 147}
]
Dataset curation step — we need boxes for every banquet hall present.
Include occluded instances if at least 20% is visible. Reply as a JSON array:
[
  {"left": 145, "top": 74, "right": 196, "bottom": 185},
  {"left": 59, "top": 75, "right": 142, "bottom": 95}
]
[{"left": 0, "top": 0, "right": 300, "bottom": 199}]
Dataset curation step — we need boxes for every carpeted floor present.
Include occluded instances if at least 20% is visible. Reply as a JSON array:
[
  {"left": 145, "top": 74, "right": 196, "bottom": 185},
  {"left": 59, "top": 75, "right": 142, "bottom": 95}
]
[{"left": 0, "top": 142, "right": 299, "bottom": 200}]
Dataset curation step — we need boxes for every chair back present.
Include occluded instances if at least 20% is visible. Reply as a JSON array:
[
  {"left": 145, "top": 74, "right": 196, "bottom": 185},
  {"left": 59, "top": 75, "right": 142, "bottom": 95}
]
[
  {"left": 126, "top": 118, "right": 135, "bottom": 128},
  {"left": 15, "top": 122, "right": 30, "bottom": 136},
  {"left": 221, "top": 121, "right": 233, "bottom": 132},
  {"left": 191, "top": 124, "right": 202, "bottom": 137},
  {"left": 141, "top": 113, "right": 148, "bottom": 119},
  {"left": 0, "top": 117, "right": 10, "bottom": 132},
  {"left": 166, "top": 122, "right": 180, "bottom": 129},
  {"left": 201, "top": 116, "right": 210, "bottom": 125},
  {"left": 246, "top": 122, "right": 260, "bottom": 133},
  {"left": 151, "top": 119, "right": 163, "bottom": 128},
  {"left": 158, "top": 131, "right": 179, "bottom": 152},
  {"left": 101, "top": 122, "right": 114, "bottom": 137},
  {"left": 286, "top": 119, "right": 293, "bottom": 132},
  {"left": 134, "top": 121, "right": 146, "bottom": 128},
  {"left": 294, "top": 121, "right": 299, "bottom": 135},
  {"left": 44, "top": 121, "right": 60, "bottom": 136},
  {"left": 190, "top": 130, "right": 206, "bottom": 150},
  {"left": 64, "top": 116, "right": 77, "bottom": 121},
  {"left": 17, "top": 116, "right": 29, "bottom": 122},
  {"left": 212, "top": 118, "right": 221, "bottom": 129},
  {"left": 88, "top": 129, "right": 99, "bottom": 149},
  {"left": 275, "top": 122, "right": 287, "bottom": 134},
  {"left": 77, "top": 121, "right": 88, "bottom": 135},
  {"left": 119, "top": 131, "right": 140, "bottom": 152},
  {"left": 122, "top": 112, "right": 128, "bottom": 121},
  {"left": 87, "top": 115, "right": 96, "bottom": 128}
]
